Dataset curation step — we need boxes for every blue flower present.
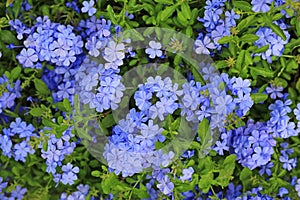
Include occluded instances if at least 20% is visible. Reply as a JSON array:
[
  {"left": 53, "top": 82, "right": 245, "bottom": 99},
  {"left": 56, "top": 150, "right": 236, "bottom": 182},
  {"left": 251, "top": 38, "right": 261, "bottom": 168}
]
[
  {"left": 81, "top": 0, "right": 97, "bottom": 16},
  {"left": 266, "top": 85, "right": 284, "bottom": 99},
  {"left": 0, "top": 135, "right": 13, "bottom": 157},
  {"left": 11, "top": 186, "right": 27, "bottom": 199},
  {"left": 278, "top": 187, "right": 289, "bottom": 198},
  {"left": 157, "top": 175, "right": 174, "bottom": 195},
  {"left": 194, "top": 36, "right": 216, "bottom": 54},
  {"left": 225, "top": 10, "right": 240, "bottom": 27},
  {"left": 85, "top": 36, "right": 102, "bottom": 57},
  {"left": 251, "top": 0, "right": 273, "bottom": 12},
  {"left": 180, "top": 167, "right": 194, "bottom": 182},
  {"left": 215, "top": 95, "right": 235, "bottom": 115},
  {"left": 0, "top": 177, "right": 8, "bottom": 193},
  {"left": 14, "top": 141, "right": 35, "bottom": 162},
  {"left": 214, "top": 140, "right": 229, "bottom": 155},
  {"left": 145, "top": 41, "right": 163, "bottom": 59},
  {"left": 56, "top": 81, "right": 75, "bottom": 100},
  {"left": 296, "top": 179, "right": 300, "bottom": 197},
  {"left": 294, "top": 103, "right": 300, "bottom": 121},
  {"left": 16, "top": 48, "right": 38, "bottom": 68}
]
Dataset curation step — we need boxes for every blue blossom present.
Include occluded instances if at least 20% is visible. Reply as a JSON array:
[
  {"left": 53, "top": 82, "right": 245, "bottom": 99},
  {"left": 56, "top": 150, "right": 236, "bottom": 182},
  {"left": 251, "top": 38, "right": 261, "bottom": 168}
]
[
  {"left": 85, "top": 36, "right": 102, "bottom": 57},
  {"left": 259, "top": 162, "right": 274, "bottom": 176},
  {"left": 225, "top": 10, "right": 240, "bottom": 27},
  {"left": 81, "top": 0, "right": 97, "bottom": 16},
  {"left": 266, "top": 85, "right": 284, "bottom": 99},
  {"left": 66, "top": 1, "right": 80, "bottom": 13},
  {"left": 10, "top": 117, "right": 35, "bottom": 138},
  {"left": 215, "top": 95, "right": 235, "bottom": 115},
  {"left": 296, "top": 179, "right": 300, "bottom": 197},
  {"left": 293, "top": 103, "right": 300, "bottom": 121},
  {"left": 251, "top": 0, "right": 273, "bottom": 13},
  {"left": 157, "top": 175, "right": 174, "bottom": 195},
  {"left": 0, "top": 135, "right": 13, "bottom": 157},
  {"left": 56, "top": 81, "right": 75, "bottom": 100},
  {"left": 104, "top": 41, "right": 125, "bottom": 69},
  {"left": 0, "top": 177, "right": 7, "bottom": 193},
  {"left": 11, "top": 186, "right": 27, "bottom": 200},
  {"left": 278, "top": 187, "right": 289, "bottom": 198},
  {"left": 280, "top": 154, "right": 297, "bottom": 171},
  {"left": 16, "top": 48, "right": 38, "bottom": 68},
  {"left": 214, "top": 140, "right": 229, "bottom": 155},
  {"left": 145, "top": 41, "right": 163, "bottom": 59},
  {"left": 9, "top": 19, "right": 31, "bottom": 40},
  {"left": 14, "top": 140, "right": 35, "bottom": 162},
  {"left": 194, "top": 36, "right": 216, "bottom": 54},
  {"left": 180, "top": 167, "right": 194, "bottom": 182}
]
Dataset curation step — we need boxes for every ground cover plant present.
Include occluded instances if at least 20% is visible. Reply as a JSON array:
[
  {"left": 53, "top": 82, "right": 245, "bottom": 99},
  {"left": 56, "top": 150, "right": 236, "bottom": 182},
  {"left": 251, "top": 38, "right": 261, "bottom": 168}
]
[{"left": 1, "top": 0, "right": 300, "bottom": 199}]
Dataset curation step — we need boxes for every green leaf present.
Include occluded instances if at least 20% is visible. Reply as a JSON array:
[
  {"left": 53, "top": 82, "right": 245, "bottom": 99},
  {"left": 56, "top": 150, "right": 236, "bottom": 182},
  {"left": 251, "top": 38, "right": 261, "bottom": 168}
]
[
  {"left": 296, "top": 78, "right": 300, "bottom": 93},
  {"left": 232, "top": 1, "right": 251, "bottom": 12},
  {"left": 240, "top": 34, "right": 259, "bottom": 43},
  {"left": 6, "top": 0, "right": 15, "bottom": 7},
  {"left": 101, "top": 114, "right": 116, "bottom": 128},
  {"left": 10, "top": 66, "right": 21, "bottom": 80},
  {"left": 160, "top": 5, "right": 178, "bottom": 21},
  {"left": 215, "top": 155, "right": 236, "bottom": 187},
  {"left": 12, "top": 0, "right": 22, "bottom": 18},
  {"left": 181, "top": 2, "right": 191, "bottom": 19},
  {"left": 30, "top": 108, "right": 44, "bottom": 117},
  {"left": 250, "top": 93, "right": 268, "bottom": 103},
  {"left": 269, "top": 23, "right": 287, "bottom": 41},
  {"left": 250, "top": 67, "right": 274, "bottom": 78},
  {"left": 237, "top": 15, "right": 256, "bottom": 31},
  {"left": 107, "top": 5, "right": 118, "bottom": 24},
  {"left": 254, "top": 44, "right": 269, "bottom": 53},
  {"left": 197, "top": 118, "right": 210, "bottom": 144},
  {"left": 235, "top": 50, "right": 245, "bottom": 70},
  {"left": 240, "top": 168, "right": 252, "bottom": 191},
  {"left": 154, "top": 0, "right": 174, "bottom": 5},
  {"left": 215, "top": 61, "right": 228, "bottom": 69},
  {"left": 101, "top": 174, "right": 118, "bottom": 194},
  {"left": 34, "top": 79, "right": 50, "bottom": 95},
  {"left": 0, "top": 30, "right": 18, "bottom": 44},
  {"left": 91, "top": 170, "right": 102, "bottom": 177},
  {"left": 63, "top": 98, "right": 71, "bottom": 112},
  {"left": 217, "top": 36, "right": 232, "bottom": 44},
  {"left": 199, "top": 172, "right": 213, "bottom": 193}
]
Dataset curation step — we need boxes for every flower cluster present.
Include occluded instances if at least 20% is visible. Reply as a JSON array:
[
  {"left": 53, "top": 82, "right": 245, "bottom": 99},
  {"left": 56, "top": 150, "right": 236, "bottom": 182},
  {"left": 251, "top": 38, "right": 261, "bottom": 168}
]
[
  {"left": 254, "top": 21, "right": 290, "bottom": 63},
  {"left": 75, "top": 57, "right": 125, "bottom": 112},
  {"left": 103, "top": 75, "right": 184, "bottom": 177},
  {"left": 195, "top": 0, "right": 240, "bottom": 53},
  {"left": 0, "top": 177, "right": 27, "bottom": 200},
  {"left": 40, "top": 127, "right": 78, "bottom": 185},
  {"left": 0, "top": 118, "right": 36, "bottom": 162},
  {"left": 181, "top": 64, "right": 253, "bottom": 132},
  {"left": 0, "top": 76, "right": 21, "bottom": 117},
  {"left": 12, "top": 16, "right": 84, "bottom": 68},
  {"left": 279, "top": 142, "right": 297, "bottom": 171},
  {"left": 226, "top": 120, "right": 276, "bottom": 170},
  {"left": 268, "top": 98, "right": 298, "bottom": 138}
]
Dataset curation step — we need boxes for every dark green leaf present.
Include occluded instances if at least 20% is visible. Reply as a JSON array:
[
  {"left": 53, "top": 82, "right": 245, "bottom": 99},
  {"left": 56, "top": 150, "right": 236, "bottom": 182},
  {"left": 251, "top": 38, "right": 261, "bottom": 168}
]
[
  {"left": 269, "top": 23, "right": 286, "bottom": 41},
  {"left": 240, "top": 34, "right": 259, "bottom": 43},
  {"left": 160, "top": 5, "right": 178, "bottom": 21},
  {"left": 101, "top": 114, "right": 116, "bottom": 128},
  {"left": 217, "top": 36, "right": 232, "bottom": 44},
  {"left": 30, "top": 108, "right": 44, "bottom": 117},
  {"left": 240, "top": 168, "right": 252, "bottom": 191},
  {"left": 34, "top": 79, "right": 50, "bottom": 95},
  {"left": 250, "top": 93, "right": 268, "bottom": 103},
  {"left": 232, "top": 1, "right": 251, "bottom": 12},
  {"left": 10, "top": 66, "right": 21, "bottom": 80}
]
